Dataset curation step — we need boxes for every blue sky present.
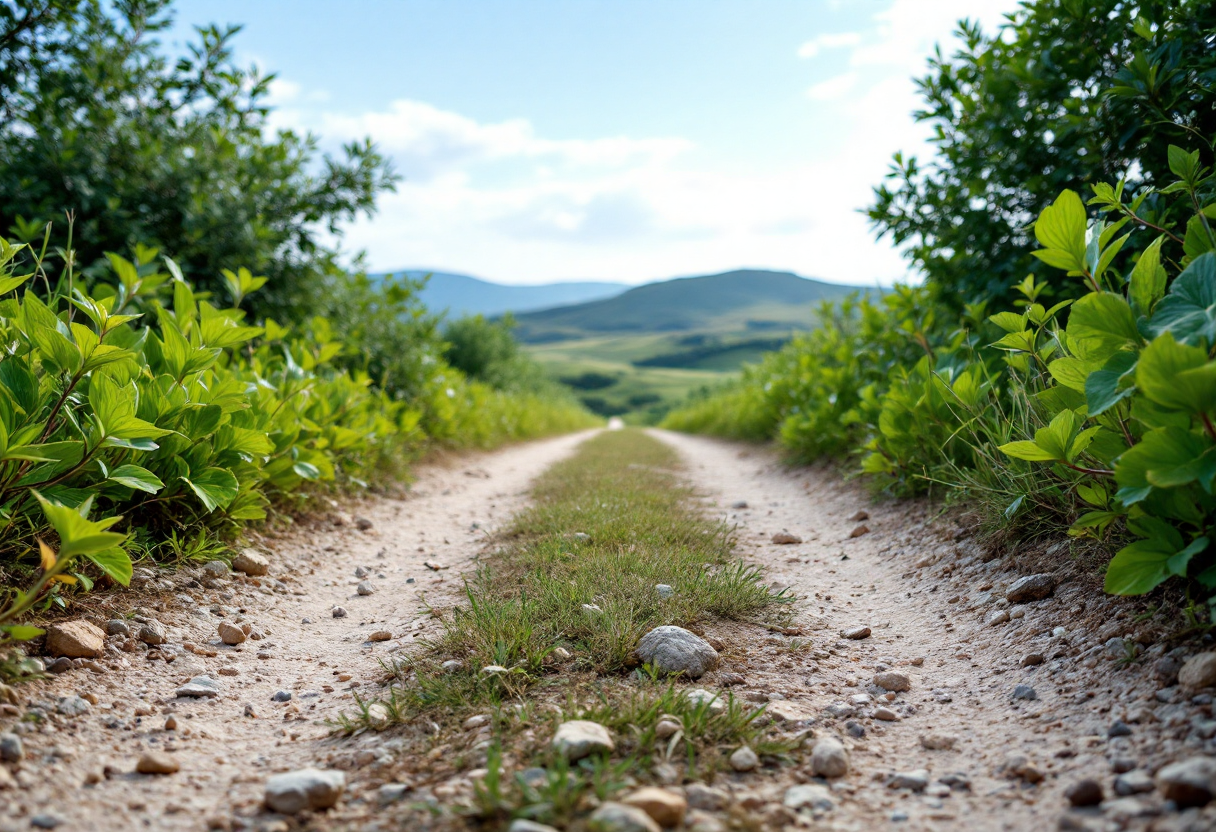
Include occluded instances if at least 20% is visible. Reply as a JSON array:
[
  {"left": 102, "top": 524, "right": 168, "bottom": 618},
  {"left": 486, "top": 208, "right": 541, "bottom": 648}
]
[{"left": 170, "top": 0, "right": 1020, "bottom": 286}]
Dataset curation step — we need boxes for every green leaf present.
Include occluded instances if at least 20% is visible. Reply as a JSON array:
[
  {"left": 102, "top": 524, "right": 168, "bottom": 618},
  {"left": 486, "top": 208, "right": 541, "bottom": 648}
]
[
  {"left": 181, "top": 468, "right": 240, "bottom": 513},
  {"left": 1085, "top": 351, "right": 1137, "bottom": 417},
  {"left": 1136, "top": 332, "right": 1216, "bottom": 415},
  {"left": 84, "top": 547, "right": 133, "bottom": 586},
  {"left": 107, "top": 464, "right": 164, "bottom": 494},
  {"left": 1067, "top": 292, "right": 1141, "bottom": 360},
  {"left": 1129, "top": 236, "right": 1167, "bottom": 316},
  {"left": 1148, "top": 252, "right": 1216, "bottom": 348},
  {"left": 998, "top": 440, "right": 1057, "bottom": 462},
  {"left": 1167, "top": 536, "right": 1209, "bottom": 578},
  {"left": 0, "top": 625, "right": 46, "bottom": 641},
  {"left": 1104, "top": 538, "right": 1172, "bottom": 595},
  {"left": 1167, "top": 145, "right": 1201, "bottom": 183},
  {"left": 32, "top": 491, "right": 127, "bottom": 559},
  {"left": 1034, "top": 190, "right": 1088, "bottom": 272}
]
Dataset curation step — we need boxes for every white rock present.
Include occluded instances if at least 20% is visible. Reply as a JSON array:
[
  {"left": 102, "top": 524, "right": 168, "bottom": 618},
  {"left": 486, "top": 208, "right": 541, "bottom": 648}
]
[
  {"left": 232, "top": 549, "right": 270, "bottom": 576},
  {"left": 552, "top": 720, "right": 614, "bottom": 760},
  {"left": 588, "top": 802, "right": 661, "bottom": 832},
  {"left": 811, "top": 737, "right": 849, "bottom": 778},
  {"left": 784, "top": 783, "right": 834, "bottom": 811},
  {"left": 175, "top": 676, "right": 222, "bottom": 698},
  {"left": 264, "top": 768, "right": 345, "bottom": 813},
  {"left": 683, "top": 688, "right": 725, "bottom": 714},
  {"left": 729, "top": 746, "right": 759, "bottom": 772},
  {"left": 634, "top": 626, "right": 719, "bottom": 678}
]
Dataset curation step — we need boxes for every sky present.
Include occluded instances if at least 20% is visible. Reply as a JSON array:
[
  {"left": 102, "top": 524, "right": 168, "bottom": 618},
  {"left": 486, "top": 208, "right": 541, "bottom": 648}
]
[{"left": 169, "top": 0, "right": 1022, "bottom": 287}]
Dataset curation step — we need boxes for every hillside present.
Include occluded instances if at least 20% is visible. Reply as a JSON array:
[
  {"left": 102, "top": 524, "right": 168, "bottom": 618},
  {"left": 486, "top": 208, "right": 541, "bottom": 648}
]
[
  {"left": 399, "top": 271, "right": 626, "bottom": 318},
  {"left": 512, "top": 269, "right": 867, "bottom": 342}
]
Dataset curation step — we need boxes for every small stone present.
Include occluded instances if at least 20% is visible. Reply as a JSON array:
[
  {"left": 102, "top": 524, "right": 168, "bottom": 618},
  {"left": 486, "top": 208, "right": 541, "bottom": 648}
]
[
  {"left": 873, "top": 707, "right": 898, "bottom": 721},
  {"left": 378, "top": 783, "right": 410, "bottom": 806},
  {"left": 1064, "top": 779, "right": 1103, "bottom": 807},
  {"left": 332, "top": 607, "right": 348, "bottom": 618},
  {"left": 56, "top": 695, "right": 89, "bottom": 716},
  {"left": 873, "top": 671, "right": 911, "bottom": 692},
  {"left": 683, "top": 688, "right": 725, "bottom": 714},
  {"left": 264, "top": 768, "right": 346, "bottom": 813},
  {"left": 1005, "top": 574, "right": 1055, "bottom": 603},
  {"left": 1155, "top": 756, "right": 1216, "bottom": 807},
  {"left": 272, "top": 690, "right": 292, "bottom": 702},
  {"left": 105, "top": 619, "right": 130, "bottom": 637},
  {"left": 731, "top": 501, "right": 749, "bottom": 510},
  {"left": 164, "top": 715, "right": 178, "bottom": 730},
  {"left": 771, "top": 532, "right": 802, "bottom": 544},
  {"left": 621, "top": 787, "right": 687, "bottom": 827},
  {"left": 589, "top": 802, "right": 661, "bottom": 832},
  {"left": 1108, "top": 720, "right": 1132, "bottom": 738},
  {"left": 136, "top": 752, "right": 180, "bottom": 775},
  {"left": 217, "top": 621, "right": 246, "bottom": 645},
  {"left": 356, "top": 581, "right": 375, "bottom": 596},
  {"left": 552, "top": 647, "right": 572, "bottom": 661},
  {"left": 729, "top": 746, "right": 759, "bottom": 772},
  {"left": 1154, "top": 656, "right": 1183, "bottom": 685},
  {"left": 850, "top": 510, "right": 870, "bottom": 522},
  {"left": 887, "top": 769, "right": 929, "bottom": 791},
  {"left": 47, "top": 656, "right": 73, "bottom": 673},
  {"left": 842, "top": 626, "right": 871, "bottom": 640},
  {"left": 783, "top": 783, "right": 834, "bottom": 812},
  {"left": 920, "top": 733, "right": 957, "bottom": 751},
  {"left": 1001, "top": 754, "right": 1044, "bottom": 784},
  {"left": 463, "top": 714, "right": 490, "bottom": 730},
  {"left": 0, "top": 732, "right": 24, "bottom": 762},
  {"left": 685, "top": 783, "right": 729, "bottom": 811},
  {"left": 137, "top": 620, "right": 167, "bottom": 645},
  {"left": 1012, "top": 684, "right": 1038, "bottom": 701},
  {"left": 552, "top": 720, "right": 614, "bottom": 760},
  {"left": 367, "top": 631, "right": 392, "bottom": 642},
  {"left": 175, "top": 675, "right": 222, "bottom": 698},
  {"left": 1179, "top": 652, "right": 1216, "bottom": 690},
  {"left": 655, "top": 584, "right": 674, "bottom": 599},
  {"left": 508, "top": 822, "right": 559, "bottom": 832},
  {"left": 45, "top": 620, "right": 105, "bottom": 658},
  {"left": 654, "top": 719, "right": 681, "bottom": 739},
  {"left": 232, "top": 549, "right": 270, "bottom": 576},
  {"left": 984, "top": 609, "right": 1010, "bottom": 626},
  {"left": 634, "top": 626, "right": 719, "bottom": 678},
  {"left": 1113, "top": 770, "right": 1154, "bottom": 796},
  {"left": 848, "top": 524, "right": 870, "bottom": 538},
  {"left": 811, "top": 736, "right": 849, "bottom": 778},
  {"left": 201, "top": 560, "right": 229, "bottom": 577},
  {"left": 366, "top": 703, "right": 390, "bottom": 727},
  {"left": 441, "top": 659, "right": 463, "bottom": 673},
  {"left": 218, "top": 665, "right": 239, "bottom": 676},
  {"left": 354, "top": 566, "right": 369, "bottom": 578},
  {"left": 29, "top": 815, "right": 61, "bottom": 830},
  {"left": 1020, "top": 653, "right": 1045, "bottom": 667},
  {"left": 243, "top": 703, "right": 258, "bottom": 718},
  {"left": 355, "top": 516, "right": 374, "bottom": 531}
]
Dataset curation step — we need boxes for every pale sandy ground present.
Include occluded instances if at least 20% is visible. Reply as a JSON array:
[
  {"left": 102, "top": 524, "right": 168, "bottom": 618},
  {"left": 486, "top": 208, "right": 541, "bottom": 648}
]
[{"left": 2, "top": 428, "right": 1213, "bottom": 832}]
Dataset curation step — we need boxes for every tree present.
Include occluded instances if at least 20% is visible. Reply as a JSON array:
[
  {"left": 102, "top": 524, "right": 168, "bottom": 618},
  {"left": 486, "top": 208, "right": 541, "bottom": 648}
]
[
  {"left": 868, "top": 0, "right": 1216, "bottom": 306},
  {"left": 0, "top": 0, "right": 398, "bottom": 319}
]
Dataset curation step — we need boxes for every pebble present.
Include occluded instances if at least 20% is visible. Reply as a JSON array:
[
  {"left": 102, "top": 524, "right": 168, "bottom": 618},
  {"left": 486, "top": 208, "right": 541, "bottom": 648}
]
[
  {"left": 0, "top": 732, "right": 23, "bottom": 762},
  {"left": 552, "top": 647, "right": 572, "bottom": 661},
  {"left": 355, "top": 516, "right": 374, "bottom": 531},
  {"left": 378, "top": 783, "right": 410, "bottom": 805},
  {"left": 621, "top": 787, "right": 687, "bottom": 827},
  {"left": 45, "top": 620, "right": 105, "bottom": 658},
  {"left": 811, "top": 736, "right": 849, "bottom": 778},
  {"left": 873, "top": 707, "right": 899, "bottom": 721},
  {"left": 232, "top": 549, "right": 270, "bottom": 576},
  {"left": 46, "top": 657, "right": 73, "bottom": 674},
  {"left": 845, "top": 720, "right": 865, "bottom": 738},
  {"left": 1012, "top": 685, "right": 1038, "bottom": 701},
  {"left": 1154, "top": 656, "right": 1183, "bottom": 685},
  {"left": 588, "top": 802, "right": 661, "bottom": 832},
  {"left": 731, "top": 501, "right": 748, "bottom": 509},
  {"left": 441, "top": 660, "right": 463, "bottom": 673},
  {"left": 164, "top": 716, "right": 178, "bottom": 730},
  {"left": 368, "top": 631, "right": 392, "bottom": 642},
  {"left": 873, "top": 671, "right": 911, "bottom": 692},
  {"left": 1005, "top": 574, "right": 1056, "bottom": 603},
  {"left": 848, "top": 524, "right": 870, "bottom": 538},
  {"left": 1064, "top": 779, "right": 1103, "bottom": 807},
  {"left": 508, "top": 822, "right": 559, "bottom": 832},
  {"left": 272, "top": 690, "right": 292, "bottom": 702},
  {"left": 1108, "top": 720, "right": 1132, "bottom": 738},
  {"left": 354, "top": 566, "right": 369, "bottom": 578},
  {"left": 138, "top": 620, "right": 167, "bottom": 645},
  {"left": 984, "top": 609, "right": 1010, "bottom": 626},
  {"left": 175, "top": 676, "right": 222, "bottom": 698},
  {"left": 1155, "top": 756, "right": 1216, "bottom": 807},
  {"left": 771, "top": 532, "right": 802, "bottom": 545},
  {"left": 685, "top": 784, "right": 729, "bottom": 811},
  {"left": 105, "top": 619, "right": 130, "bottom": 637},
  {"left": 1021, "top": 653, "right": 1045, "bottom": 667},
  {"left": 201, "top": 560, "right": 229, "bottom": 577},
  {"left": 136, "top": 752, "right": 180, "bottom": 775},
  {"left": 729, "top": 746, "right": 759, "bottom": 772},
  {"left": 29, "top": 815, "right": 61, "bottom": 829},
  {"left": 264, "top": 768, "right": 346, "bottom": 813},
  {"left": 888, "top": 769, "right": 929, "bottom": 791},
  {"left": 654, "top": 719, "right": 681, "bottom": 739},
  {"left": 463, "top": 714, "right": 490, "bottom": 730},
  {"left": 332, "top": 606, "right": 348, "bottom": 618},
  {"left": 920, "top": 734, "right": 957, "bottom": 750},
  {"left": 244, "top": 703, "right": 259, "bottom": 718},
  {"left": 655, "top": 584, "right": 674, "bottom": 599},
  {"left": 1179, "top": 652, "right": 1216, "bottom": 690},
  {"left": 783, "top": 783, "right": 834, "bottom": 812},
  {"left": 684, "top": 689, "right": 725, "bottom": 714},
  {"left": 552, "top": 720, "right": 614, "bottom": 760},
  {"left": 217, "top": 621, "right": 246, "bottom": 645},
  {"left": 356, "top": 581, "right": 375, "bottom": 596},
  {"left": 56, "top": 695, "right": 89, "bottom": 716},
  {"left": 1113, "top": 770, "right": 1154, "bottom": 796},
  {"left": 633, "top": 626, "right": 719, "bottom": 678},
  {"left": 842, "top": 626, "right": 871, "bottom": 640}
]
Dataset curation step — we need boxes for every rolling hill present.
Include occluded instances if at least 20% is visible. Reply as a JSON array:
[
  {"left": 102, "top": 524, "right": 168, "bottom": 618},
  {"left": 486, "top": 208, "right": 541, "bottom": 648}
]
[
  {"left": 512, "top": 269, "right": 868, "bottom": 342},
  {"left": 397, "top": 271, "right": 627, "bottom": 318}
]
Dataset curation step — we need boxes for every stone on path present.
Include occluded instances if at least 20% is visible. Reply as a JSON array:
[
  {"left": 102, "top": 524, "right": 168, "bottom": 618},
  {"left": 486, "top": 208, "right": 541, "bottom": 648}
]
[
  {"left": 887, "top": 769, "right": 929, "bottom": 791},
  {"left": 1064, "top": 779, "right": 1103, "bottom": 807},
  {"left": 356, "top": 581, "right": 375, "bottom": 596},
  {"left": 508, "top": 821, "right": 560, "bottom": 832},
  {"left": 588, "top": 801, "right": 662, "bottom": 832},
  {"left": 264, "top": 768, "right": 346, "bottom": 813},
  {"left": 552, "top": 720, "right": 614, "bottom": 760},
  {"left": 842, "top": 626, "right": 870, "bottom": 640},
  {"left": 621, "top": 787, "right": 687, "bottom": 827},
  {"left": 1005, "top": 574, "right": 1055, "bottom": 603},
  {"left": 217, "top": 621, "right": 246, "bottom": 645},
  {"left": 136, "top": 752, "right": 180, "bottom": 775},
  {"left": 873, "top": 671, "right": 911, "bottom": 692},
  {"left": 920, "top": 733, "right": 957, "bottom": 751},
  {"left": 233, "top": 548, "right": 270, "bottom": 576},
  {"left": 729, "top": 746, "right": 759, "bottom": 772},
  {"left": 1155, "top": 756, "right": 1216, "bottom": 807},
  {"left": 771, "top": 532, "right": 802, "bottom": 545},
  {"left": 137, "top": 620, "right": 167, "bottom": 645},
  {"left": 810, "top": 737, "right": 849, "bottom": 778},
  {"left": 1012, "top": 684, "right": 1038, "bottom": 701},
  {"left": 1179, "top": 652, "right": 1216, "bottom": 690},
  {"left": 45, "top": 620, "right": 105, "bottom": 658},
  {"left": 56, "top": 696, "right": 89, "bottom": 716},
  {"left": 175, "top": 676, "right": 222, "bottom": 698},
  {"left": 634, "top": 626, "right": 719, "bottom": 678},
  {"left": 0, "top": 733, "right": 22, "bottom": 762},
  {"left": 783, "top": 783, "right": 834, "bottom": 812}
]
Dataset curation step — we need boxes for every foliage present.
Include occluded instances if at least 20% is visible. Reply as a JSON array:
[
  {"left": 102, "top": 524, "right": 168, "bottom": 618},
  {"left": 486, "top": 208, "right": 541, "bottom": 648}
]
[
  {"left": 442, "top": 313, "right": 557, "bottom": 396},
  {"left": 0, "top": 0, "right": 397, "bottom": 321},
  {"left": 868, "top": 0, "right": 1216, "bottom": 307}
]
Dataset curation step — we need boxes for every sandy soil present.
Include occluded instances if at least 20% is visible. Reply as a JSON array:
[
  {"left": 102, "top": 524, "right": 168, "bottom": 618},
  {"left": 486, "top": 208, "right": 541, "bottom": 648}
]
[{"left": 2, "top": 427, "right": 1214, "bottom": 832}]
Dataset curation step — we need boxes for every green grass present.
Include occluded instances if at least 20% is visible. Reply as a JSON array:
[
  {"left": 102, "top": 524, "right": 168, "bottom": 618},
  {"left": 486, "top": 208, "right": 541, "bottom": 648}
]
[{"left": 338, "top": 429, "right": 796, "bottom": 827}]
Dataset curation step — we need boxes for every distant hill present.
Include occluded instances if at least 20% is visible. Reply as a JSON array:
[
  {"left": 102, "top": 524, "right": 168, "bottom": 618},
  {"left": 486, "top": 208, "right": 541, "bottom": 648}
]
[
  {"left": 513, "top": 269, "right": 869, "bottom": 342},
  {"left": 391, "top": 271, "right": 627, "bottom": 318}
]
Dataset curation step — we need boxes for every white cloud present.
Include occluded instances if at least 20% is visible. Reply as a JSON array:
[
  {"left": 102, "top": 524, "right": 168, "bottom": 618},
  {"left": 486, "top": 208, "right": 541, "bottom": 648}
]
[
  {"left": 806, "top": 72, "right": 857, "bottom": 101},
  {"left": 797, "top": 32, "right": 861, "bottom": 59}
]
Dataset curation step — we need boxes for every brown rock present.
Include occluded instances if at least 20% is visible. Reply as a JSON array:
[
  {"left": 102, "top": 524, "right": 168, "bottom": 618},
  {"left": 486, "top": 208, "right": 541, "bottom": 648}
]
[
  {"left": 622, "top": 787, "right": 687, "bottom": 827},
  {"left": 232, "top": 549, "right": 269, "bottom": 576},
  {"left": 1005, "top": 574, "right": 1056, "bottom": 603},
  {"left": 849, "top": 510, "right": 870, "bottom": 522},
  {"left": 1065, "top": 779, "right": 1103, "bottom": 807},
  {"left": 842, "top": 626, "right": 871, "bottom": 640},
  {"left": 368, "top": 631, "right": 392, "bottom": 643},
  {"left": 217, "top": 622, "right": 246, "bottom": 645},
  {"left": 873, "top": 671, "right": 911, "bottom": 692},
  {"left": 136, "top": 752, "right": 180, "bottom": 775},
  {"left": 771, "top": 532, "right": 802, "bottom": 545},
  {"left": 1156, "top": 756, "right": 1216, "bottom": 807},
  {"left": 45, "top": 620, "right": 105, "bottom": 658},
  {"left": 848, "top": 524, "right": 870, "bottom": 538},
  {"left": 1178, "top": 652, "right": 1216, "bottom": 690}
]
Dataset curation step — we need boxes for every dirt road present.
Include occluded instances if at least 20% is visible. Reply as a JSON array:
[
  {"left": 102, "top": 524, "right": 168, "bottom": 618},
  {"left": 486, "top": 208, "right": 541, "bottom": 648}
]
[{"left": 2, "top": 428, "right": 1213, "bottom": 831}]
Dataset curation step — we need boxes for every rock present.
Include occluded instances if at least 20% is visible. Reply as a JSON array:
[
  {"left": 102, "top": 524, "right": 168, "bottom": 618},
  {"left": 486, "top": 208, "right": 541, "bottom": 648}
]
[
  {"left": 378, "top": 783, "right": 410, "bottom": 806},
  {"left": 244, "top": 703, "right": 259, "bottom": 718},
  {"left": 1021, "top": 653, "right": 1045, "bottom": 667},
  {"left": 730, "top": 746, "right": 759, "bottom": 772},
  {"left": 0, "top": 732, "right": 23, "bottom": 762},
  {"left": 767, "top": 700, "right": 815, "bottom": 723},
  {"left": 920, "top": 733, "right": 957, "bottom": 751},
  {"left": 589, "top": 802, "right": 662, "bottom": 832},
  {"left": 848, "top": 524, "right": 870, "bottom": 538},
  {"left": 552, "top": 720, "right": 614, "bottom": 760},
  {"left": 985, "top": 609, "right": 1010, "bottom": 626},
  {"left": 811, "top": 737, "right": 849, "bottom": 778},
  {"left": 783, "top": 783, "right": 834, "bottom": 812},
  {"left": 366, "top": 703, "right": 390, "bottom": 727},
  {"left": 355, "top": 516, "right": 374, "bottom": 531},
  {"left": 873, "top": 707, "right": 899, "bottom": 721},
  {"left": 508, "top": 822, "right": 560, "bottom": 832},
  {"left": 368, "top": 631, "right": 391, "bottom": 642},
  {"left": 56, "top": 695, "right": 89, "bottom": 716},
  {"left": 201, "top": 560, "right": 229, "bottom": 577},
  {"left": 29, "top": 815, "right": 61, "bottom": 829},
  {"left": 1000, "top": 755, "right": 1043, "bottom": 784},
  {"left": 1012, "top": 684, "right": 1038, "bottom": 701},
  {"left": 683, "top": 689, "right": 725, "bottom": 714},
  {"left": 850, "top": 510, "right": 870, "bottom": 522},
  {"left": 1064, "top": 779, "right": 1103, "bottom": 807},
  {"left": 771, "top": 532, "right": 802, "bottom": 545},
  {"left": 873, "top": 671, "right": 911, "bottom": 692},
  {"left": 1005, "top": 574, "right": 1055, "bottom": 603},
  {"left": 441, "top": 660, "right": 463, "bottom": 673},
  {"left": 105, "top": 619, "right": 130, "bottom": 637},
  {"left": 138, "top": 620, "right": 167, "bottom": 645},
  {"left": 264, "top": 768, "right": 346, "bottom": 813},
  {"left": 354, "top": 566, "right": 369, "bottom": 578},
  {"left": 46, "top": 656, "right": 73, "bottom": 673},
  {"left": 331, "top": 606, "right": 347, "bottom": 618},
  {"left": 218, "top": 665, "right": 239, "bottom": 677},
  {"left": 621, "top": 787, "right": 687, "bottom": 827},
  {"left": 685, "top": 783, "right": 729, "bottom": 811},
  {"left": 1154, "top": 656, "right": 1184, "bottom": 685},
  {"left": 842, "top": 626, "right": 871, "bottom": 640},
  {"left": 888, "top": 769, "right": 929, "bottom": 791},
  {"left": 845, "top": 720, "right": 865, "bottom": 738},
  {"left": 175, "top": 676, "right": 222, "bottom": 698},
  {"left": 731, "top": 501, "right": 748, "bottom": 510},
  {"left": 654, "top": 718, "right": 681, "bottom": 739},
  {"left": 136, "top": 752, "right": 180, "bottom": 775},
  {"left": 217, "top": 621, "right": 246, "bottom": 645},
  {"left": 1179, "top": 652, "right": 1216, "bottom": 690},
  {"left": 552, "top": 647, "right": 572, "bottom": 661},
  {"left": 1114, "top": 770, "right": 1154, "bottom": 796},
  {"left": 356, "top": 581, "right": 375, "bottom": 596},
  {"left": 164, "top": 715, "right": 178, "bottom": 730},
  {"left": 1108, "top": 720, "right": 1133, "bottom": 738},
  {"left": 634, "top": 626, "right": 719, "bottom": 678},
  {"left": 232, "top": 549, "right": 270, "bottom": 576},
  {"left": 272, "top": 690, "right": 292, "bottom": 702},
  {"left": 655, "top": 584, "right": 674, "bottom": 599},
  {"left": 45, "top": 620, "right": 105, "bottom": 658},
  {"left": 1155, "top": 756, "right": 1216, "bottom": 807}
]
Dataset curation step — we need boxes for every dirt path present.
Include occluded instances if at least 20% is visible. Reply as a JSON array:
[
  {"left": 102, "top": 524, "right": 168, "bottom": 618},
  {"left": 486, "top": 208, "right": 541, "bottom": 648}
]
[
  {"left": 0, "top": 430, "right": 595, "bottom": 832},
  {"left": 3, "top": 427, "right": 1214, "bottom": 832}
]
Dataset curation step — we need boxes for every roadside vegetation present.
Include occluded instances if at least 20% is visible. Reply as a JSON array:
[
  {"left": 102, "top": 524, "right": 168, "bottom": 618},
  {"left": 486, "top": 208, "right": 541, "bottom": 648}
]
[
  {"left": 664, "top": 1, "right": 1216, "bottom": 615},
  {"left": 342, "top": 430, "right": 795, "bottom": 827},
  {"left": 0, "top": 1, "right": 594, "bottom": 662}
]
